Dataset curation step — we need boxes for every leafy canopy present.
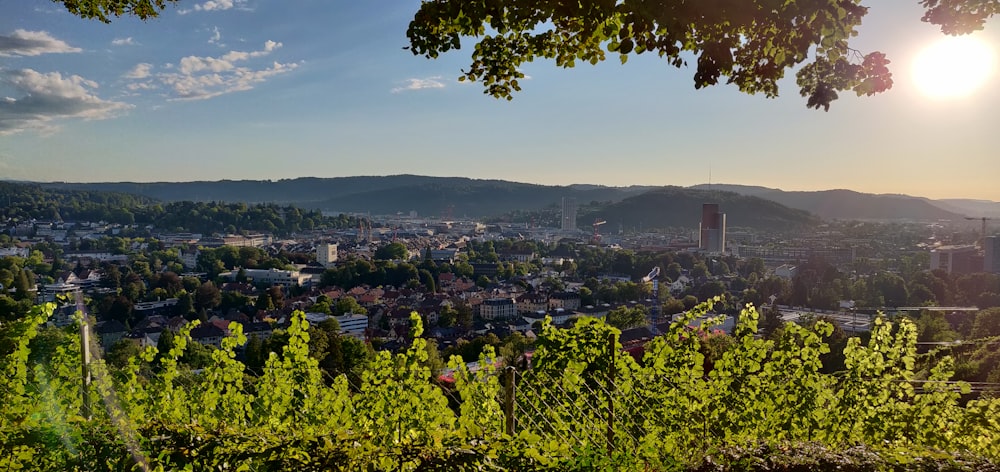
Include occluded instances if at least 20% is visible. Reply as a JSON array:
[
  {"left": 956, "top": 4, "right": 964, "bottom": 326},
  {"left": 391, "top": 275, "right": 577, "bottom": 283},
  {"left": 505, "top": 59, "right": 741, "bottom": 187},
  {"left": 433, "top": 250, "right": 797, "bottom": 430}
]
[
  {"left": 408, "top": 0, "right": 999, "bottom": 110},
  {"left": 53, "top": 0, "right": 179, "bottom": 23}
]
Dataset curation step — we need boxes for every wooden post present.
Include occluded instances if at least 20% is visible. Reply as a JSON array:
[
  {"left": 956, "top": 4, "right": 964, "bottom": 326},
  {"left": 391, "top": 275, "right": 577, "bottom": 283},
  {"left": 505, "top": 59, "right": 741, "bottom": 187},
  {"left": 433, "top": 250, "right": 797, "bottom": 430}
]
[
  {"left": 504, "top": 366, "right": 516, "bottom": 436},
  {"left": 606, "top": 332, "right": 615, "bottom": 457},
  {"left": 80, "top": 320, "right": 92, "bottom": 420}
]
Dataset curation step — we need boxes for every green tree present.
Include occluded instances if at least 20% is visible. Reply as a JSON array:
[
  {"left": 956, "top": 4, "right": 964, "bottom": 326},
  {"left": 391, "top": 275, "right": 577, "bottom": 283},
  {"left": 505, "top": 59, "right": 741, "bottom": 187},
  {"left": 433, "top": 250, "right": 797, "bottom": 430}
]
[
  {"left": 254, "top": 292, "right": 274, "bottom": 312},
  {"left": 971, "top": 307, "right": 1000, "bottom": 339},
  {"left": 437, "top": 304, "right": 457, "bottom": 328},
  {"left": 455, "top": 302, "right": 473, "bottom": 332},
  {"left": 334, "top": 296, "right": 367, "bottom": 316},
  {"left": 174, "top": 292, "right": 194, "bottom": 318},
  {"left": 156, "top": 329, "right": 175, "bottom": 362},
  {"left": 266, "top": 286, "right": 285, "bottom": 310},
  {"left": 605, "top": 305, "right": 648, "bottom": 330},
  {"left": 374, "top": 242, "right": 408, "bottom": 260},
  {"left": 419, "top": 268, "right": 437, "bottom": 293},
  {"left": 244, "top": 334, "right": 265, "bottom": 374},
  {"left": 405, "top": 0, "right": 999, "bottom": 110},
  {"left": 54, "top": 0, "right": 179, "bottom": 23},
  {"left": 194, "top": 281, "right": 222, "bottom": 312},
  {"left": 105, "top": 338, "right": 141, "bottom": 368},
  {"left": 11, "top": 268, "right": 32, "bottom": 301},
  {"left": 180, "top": 339, "right": 215, "bottom": 369}
]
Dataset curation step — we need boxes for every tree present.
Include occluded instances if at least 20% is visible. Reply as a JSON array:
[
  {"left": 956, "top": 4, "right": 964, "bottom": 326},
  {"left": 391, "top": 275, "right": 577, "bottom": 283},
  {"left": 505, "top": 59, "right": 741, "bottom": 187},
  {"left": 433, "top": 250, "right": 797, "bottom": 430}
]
[
  {"left": 54, "top": 0, "right": 179, "bottom": 23},
  {"left": 11, "top": 268, "right": 32, "bottom": 301},
  {"left": 420, "top": 269, "right": 437, "bottom": 293},
  {"left": 266, "top": 286, "right": 285, "bottom": 310},
  {"left": 334, "top": 296, "right": 367, "bottom": 316},
  {"left": 408, "top": 0, "right": 897, "bottom": 110},
  {"left": 605, "top": 305, "right": 648, "bottom": 330},
  {"left": 761, "top": 304, "right": 785, "bottom": 339},
  {"left": 156, "top": 329, "right": 175, "bottom": 361},
  {"left": 971, "top": 307, "right": 1000, "bottom": 339},
  {"left": 374, "top": 242, "right": 408, "bottom": 261},
  {"left": 174, "top": 292, "right": 194, "bottom": 319},
  {"left": 244, "top": 334, "right": 265, "bottom": 374},
  {"left": 107, "top": 295, "right": 134, "bottom": 325},
  {"left": 254, "top": 292, "right": 274, "bottom": 312},
  {"left": 437, "top": 304, "right": 457, "bottom": 328},
  {"left": 455, "top": 302, "right": 473, "bottom": 332},
  {"left": 194, "top": 281, "right": 222, "bottom": 312},
  {"left": 106, "top": 338, "right": 141, "bottom": 368}
]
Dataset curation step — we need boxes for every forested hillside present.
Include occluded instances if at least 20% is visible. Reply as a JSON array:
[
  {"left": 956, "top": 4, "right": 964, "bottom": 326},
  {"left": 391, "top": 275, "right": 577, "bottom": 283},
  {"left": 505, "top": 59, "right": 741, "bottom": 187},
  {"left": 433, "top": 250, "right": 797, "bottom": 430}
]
[
  {"left": 0, "top": 182, "right": 361, "bottom": 236},
  {"left": 584, "top": 187, "right": 819, "bottom": 231}
]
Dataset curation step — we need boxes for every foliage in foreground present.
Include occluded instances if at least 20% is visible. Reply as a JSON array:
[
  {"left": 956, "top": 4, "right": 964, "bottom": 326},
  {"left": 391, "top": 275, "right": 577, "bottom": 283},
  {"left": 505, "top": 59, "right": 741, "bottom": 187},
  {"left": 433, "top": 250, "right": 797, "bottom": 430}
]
[{"left": 1, "top": 300, "right": 999, "bottom": 470}]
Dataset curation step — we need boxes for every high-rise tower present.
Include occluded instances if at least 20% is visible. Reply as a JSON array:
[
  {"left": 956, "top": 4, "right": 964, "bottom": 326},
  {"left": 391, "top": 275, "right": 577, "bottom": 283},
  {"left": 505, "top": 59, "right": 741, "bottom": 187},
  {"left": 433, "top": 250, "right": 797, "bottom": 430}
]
[
  {"left": 699, "top": 203, "right": 726, "bottom": 253},
  {"left": 561, "top": 197, "right": 577, "bottom": 231},
  {"left": 985, "top": 236, "right": 1000, "bottom": 274}
]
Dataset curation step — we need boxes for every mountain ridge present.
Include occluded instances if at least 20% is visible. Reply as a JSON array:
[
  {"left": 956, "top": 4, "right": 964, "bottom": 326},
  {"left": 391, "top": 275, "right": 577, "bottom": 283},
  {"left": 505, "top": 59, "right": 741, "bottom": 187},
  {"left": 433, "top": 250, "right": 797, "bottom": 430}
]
[{"left": 34, "top": 176, "right": 995, "bottom": 223}]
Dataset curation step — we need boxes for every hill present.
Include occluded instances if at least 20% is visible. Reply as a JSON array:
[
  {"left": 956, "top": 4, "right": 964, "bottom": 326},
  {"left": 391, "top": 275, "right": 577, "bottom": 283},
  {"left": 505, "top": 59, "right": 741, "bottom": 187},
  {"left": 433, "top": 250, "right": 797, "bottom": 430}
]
[
  {"left": 931, "top": 198, "right": 1000, "bottom": 218},
  {"left": 690, "top": 184, "right": 969, "bottom": 221},
  {"left": 584, "top": 187, "right": 819, "bottom": 231},
  {"left": 36, "top": 176, "right": 990, "bottom": 224},
  {"left": 40, "top": 176, "right": 650, "bottom": 218}
]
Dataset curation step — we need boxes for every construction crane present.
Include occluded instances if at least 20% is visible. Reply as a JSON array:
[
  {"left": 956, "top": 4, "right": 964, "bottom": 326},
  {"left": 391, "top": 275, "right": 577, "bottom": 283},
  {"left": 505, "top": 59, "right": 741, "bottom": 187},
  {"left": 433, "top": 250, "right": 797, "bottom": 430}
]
[
  {"left": 642, "top": 267, "right": 661, "bottom": 335},
  {"left": 591, "top": 219, "right": 607, "bottom": 244},
  {"left": 965, "top": 216, "right": 994, "bottom": 246}
]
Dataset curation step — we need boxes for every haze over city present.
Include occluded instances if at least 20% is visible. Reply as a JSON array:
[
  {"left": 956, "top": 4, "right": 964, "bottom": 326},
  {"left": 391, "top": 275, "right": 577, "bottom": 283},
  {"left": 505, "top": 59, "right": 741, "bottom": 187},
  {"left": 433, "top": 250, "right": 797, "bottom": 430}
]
[{"left": 1, "top": 1, "right": 998, "bottom": 201}]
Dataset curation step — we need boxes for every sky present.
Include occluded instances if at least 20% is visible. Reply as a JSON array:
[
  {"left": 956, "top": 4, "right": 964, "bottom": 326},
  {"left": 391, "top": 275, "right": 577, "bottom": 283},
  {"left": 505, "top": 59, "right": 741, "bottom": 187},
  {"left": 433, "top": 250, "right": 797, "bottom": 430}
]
[{"left": 1, "top": 0, "right": 998, "bottom": 201}]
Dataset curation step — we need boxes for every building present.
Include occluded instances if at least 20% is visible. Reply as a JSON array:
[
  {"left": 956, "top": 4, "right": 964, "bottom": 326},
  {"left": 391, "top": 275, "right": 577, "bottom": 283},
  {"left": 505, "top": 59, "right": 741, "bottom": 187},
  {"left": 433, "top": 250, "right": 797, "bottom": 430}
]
[
  {"left": 334, "top": 313, "right": 369, "bottom": 339},
  {"left": 429, "top": 248, "right": 460, "bottom": 263},
  {"left": 480, "top": 298, "right": 518, "bottom": 321},
  {"left": 317, "top": 243, "right": 338, "bottom": 267},
  {"left": 223, "top": 268, "right": 311, "bottom": 286},
  {"left": 561, "top": 197, "right": 577, "bottom": 231},
  {"left": 38, "top": 282, "right": 79, "bottom": 303},
  {"left": 549, "top": 291, "right": 581, "bottom": 311},
  {"left": 699, "top": 203, "right": 726, "bottom": 253},
  {"left": 774, "top": 264, "right": 798, "bottom": 279},
  {"left": 180, "top": 248, "right": 200, "bottom": 270},
  {"left": 0, "top": 247, "right": 30, "bottom": 258},
  {"left": 985, "top": 236, "right": 1000, "bottom": 274},
  {"left": 929, "top": 245, "right": 981, "bottom": 275},
  {"left": 517, "top": 293, "right": 549, "bottom": 314}
]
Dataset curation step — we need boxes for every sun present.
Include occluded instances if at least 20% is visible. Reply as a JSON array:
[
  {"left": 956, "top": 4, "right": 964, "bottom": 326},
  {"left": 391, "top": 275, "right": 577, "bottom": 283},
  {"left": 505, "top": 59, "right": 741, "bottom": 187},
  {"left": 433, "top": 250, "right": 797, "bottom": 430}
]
[{"left": 912, "top": 35, "right": 996, "bottom": 99}]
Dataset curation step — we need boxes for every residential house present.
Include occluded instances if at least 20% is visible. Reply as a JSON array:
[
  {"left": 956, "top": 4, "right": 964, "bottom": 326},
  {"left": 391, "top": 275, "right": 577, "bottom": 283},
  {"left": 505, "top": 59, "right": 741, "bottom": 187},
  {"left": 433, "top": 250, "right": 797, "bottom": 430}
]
[
  {"left": 96, "top": 320, "right": 129, "bottom": 348},
  {"left": 190, "top": 324, "right": 228, "bottom": 348},
  {"left": 480, "top": 298, "right": 517, "bottom": 321},
  {"left": 549, "top": 291, "right": 581, "bottom": 311},
  {"left": 516, "top": 293, "right": 548, "bottom": 314}
]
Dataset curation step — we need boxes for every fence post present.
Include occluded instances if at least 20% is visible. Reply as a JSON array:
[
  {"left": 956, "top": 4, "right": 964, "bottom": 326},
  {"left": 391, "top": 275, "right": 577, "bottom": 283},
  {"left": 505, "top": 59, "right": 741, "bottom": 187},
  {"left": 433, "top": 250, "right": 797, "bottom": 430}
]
[
  {"left": 80, "top": 320, "right": 92, "bottom": 420},
  {"left": 504, "top": 366, "right": 516, "bottom": 436},
  {"left": 606, "top": 332, "right": 615, "bottom": 457}
]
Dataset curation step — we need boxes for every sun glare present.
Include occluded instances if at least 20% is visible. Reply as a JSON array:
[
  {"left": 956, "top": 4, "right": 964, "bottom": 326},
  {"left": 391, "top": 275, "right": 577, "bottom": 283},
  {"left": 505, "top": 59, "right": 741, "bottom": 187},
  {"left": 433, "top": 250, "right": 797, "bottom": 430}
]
[{"left": 912, "top": 35, "right": 996, "bottom": 99}]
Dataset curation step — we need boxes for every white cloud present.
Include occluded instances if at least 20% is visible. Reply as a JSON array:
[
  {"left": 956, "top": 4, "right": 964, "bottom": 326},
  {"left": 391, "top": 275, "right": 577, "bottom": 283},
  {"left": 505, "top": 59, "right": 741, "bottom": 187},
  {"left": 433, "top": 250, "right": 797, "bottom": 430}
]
[
  {"left": 111, "top": 37, "right": 136, "bottom": 46},
  {"left": 391, "top": 76, "right": 446, "bottom": 94},
  {"left": 0, "top": 30, "right": 80, "bottom": 57},
  {"left": 208, "top": 26, "right": 222, "bottom": 45},
  {"left": 0, "top": 69, "right": 131, "bottom": 135},
  {"left": 134, "top": 41, "right": 296, "bottom": 101},
  {"left": 123, "top": 63, "right": 153, "bottom": 79},
  {"left": 178, "top": 0, "right": 247, "bottom": 14}
]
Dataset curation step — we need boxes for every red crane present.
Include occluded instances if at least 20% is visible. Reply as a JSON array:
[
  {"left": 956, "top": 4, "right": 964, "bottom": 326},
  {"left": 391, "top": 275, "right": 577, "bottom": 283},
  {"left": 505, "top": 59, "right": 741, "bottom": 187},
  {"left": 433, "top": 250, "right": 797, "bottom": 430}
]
[{"left": 591, "top": 219, "right": 607, "bottom": 244}]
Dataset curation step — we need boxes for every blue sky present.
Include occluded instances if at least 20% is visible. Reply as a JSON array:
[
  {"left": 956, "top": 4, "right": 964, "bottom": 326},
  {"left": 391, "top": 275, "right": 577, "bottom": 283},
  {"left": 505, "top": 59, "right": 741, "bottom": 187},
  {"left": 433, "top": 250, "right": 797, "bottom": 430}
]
[{"left": 1, "top": 1, "right": 998, "bottom": 200}]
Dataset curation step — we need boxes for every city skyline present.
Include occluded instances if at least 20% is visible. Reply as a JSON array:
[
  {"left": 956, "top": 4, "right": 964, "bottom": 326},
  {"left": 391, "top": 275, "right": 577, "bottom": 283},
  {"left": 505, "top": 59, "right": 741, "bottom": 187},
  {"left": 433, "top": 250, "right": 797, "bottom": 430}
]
[{"left": 1, "top": 1, "right": 999, "bottom": 201}]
